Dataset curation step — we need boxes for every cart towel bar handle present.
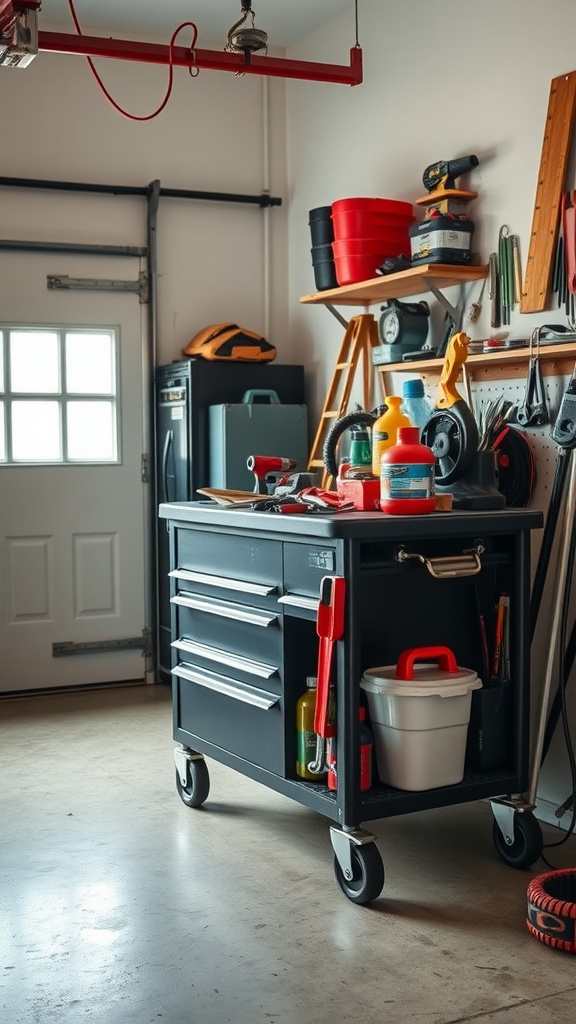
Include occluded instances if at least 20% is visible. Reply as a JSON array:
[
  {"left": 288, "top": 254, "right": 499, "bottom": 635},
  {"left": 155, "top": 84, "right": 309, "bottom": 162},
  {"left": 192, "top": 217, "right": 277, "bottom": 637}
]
[
  {"left": 397, "top": 646, "right": 458, "bottom": 680},
  {"left": 394, "top": 544, "right": 484, "bottom": 578}
]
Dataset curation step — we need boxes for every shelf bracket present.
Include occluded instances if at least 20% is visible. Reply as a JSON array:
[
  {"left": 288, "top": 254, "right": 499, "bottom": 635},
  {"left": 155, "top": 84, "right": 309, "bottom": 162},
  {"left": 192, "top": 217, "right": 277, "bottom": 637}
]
[
  {"left": 426, "top": 280, "right": 464, "bottom": 329},
  {"left": 325, "top": 303, "right": 350, "bottom": 329}
]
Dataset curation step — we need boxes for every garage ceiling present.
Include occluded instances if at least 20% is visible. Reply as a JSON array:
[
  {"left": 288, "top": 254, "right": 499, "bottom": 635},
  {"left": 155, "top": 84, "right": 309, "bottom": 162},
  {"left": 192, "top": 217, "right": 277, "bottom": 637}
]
[{"left": 41, "top": 1, "right": 359, "bottom": 49}]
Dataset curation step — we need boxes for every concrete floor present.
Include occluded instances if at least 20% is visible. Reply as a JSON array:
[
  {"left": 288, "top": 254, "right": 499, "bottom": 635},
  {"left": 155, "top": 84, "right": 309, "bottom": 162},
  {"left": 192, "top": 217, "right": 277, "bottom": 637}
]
[{"left": 1, "top": 684, "right": 575, "bottom": 1024}]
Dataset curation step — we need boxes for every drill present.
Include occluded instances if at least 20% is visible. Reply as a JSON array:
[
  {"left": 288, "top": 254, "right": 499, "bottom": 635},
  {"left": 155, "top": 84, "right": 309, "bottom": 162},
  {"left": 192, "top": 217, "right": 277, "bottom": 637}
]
[
  {"left": 422, "top": 155, "right": 479, "bottom": 194},
  {"left": 247, "top": 455, "right": 298, "bottom": 494}
]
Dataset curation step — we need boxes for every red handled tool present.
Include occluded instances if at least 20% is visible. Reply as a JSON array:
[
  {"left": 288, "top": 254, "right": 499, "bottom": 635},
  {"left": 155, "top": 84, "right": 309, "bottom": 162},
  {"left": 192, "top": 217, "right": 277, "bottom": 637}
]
[
  {"left": 246, "top": 454, "right": 298, "bottom": 494},
  {"left": 307, "top": 575, "right": 346, "bottom": 775}
]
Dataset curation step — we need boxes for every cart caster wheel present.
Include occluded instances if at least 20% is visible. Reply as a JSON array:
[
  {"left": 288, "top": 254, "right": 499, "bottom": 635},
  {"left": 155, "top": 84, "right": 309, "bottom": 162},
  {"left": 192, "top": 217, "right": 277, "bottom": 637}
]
[
  {"left": 333, "top": 843, "right": 385, "bottom": 905},
  {"left": 175, "top": 758, "right": 210, "bottom": 808},
  {"left": 492, "top": 811, "right": 543, "bottom": 869}
]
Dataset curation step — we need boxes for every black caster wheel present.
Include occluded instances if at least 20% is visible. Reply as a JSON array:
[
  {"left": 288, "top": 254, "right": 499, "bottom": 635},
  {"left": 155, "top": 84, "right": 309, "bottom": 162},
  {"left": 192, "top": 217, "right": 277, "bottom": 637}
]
[
  {"left": 333, "top": 843, "right": 385, "bottom": 905},
  {"left": 175, "top": 758, "right": 210, "bottom": 808},
  {"left": 492, "top": 811, "right": 543, "bottom": 869}
]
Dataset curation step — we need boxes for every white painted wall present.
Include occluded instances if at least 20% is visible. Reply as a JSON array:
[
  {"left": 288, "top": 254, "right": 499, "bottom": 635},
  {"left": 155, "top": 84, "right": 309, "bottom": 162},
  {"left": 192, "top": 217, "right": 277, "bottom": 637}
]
[{"left": 285, "top": 0, "right": 576, "bottom": 825}]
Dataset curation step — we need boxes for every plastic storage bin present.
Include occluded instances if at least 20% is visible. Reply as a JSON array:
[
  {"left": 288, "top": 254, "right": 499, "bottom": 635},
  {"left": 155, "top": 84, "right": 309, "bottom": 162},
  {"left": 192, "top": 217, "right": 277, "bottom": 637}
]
[{"left": 360, "top": 646, "right": 482, "bottom": 791}]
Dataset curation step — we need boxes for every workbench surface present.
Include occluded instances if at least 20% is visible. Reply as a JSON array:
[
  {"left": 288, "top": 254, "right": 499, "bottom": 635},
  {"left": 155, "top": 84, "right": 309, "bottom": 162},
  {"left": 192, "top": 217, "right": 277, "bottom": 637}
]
[{"left": 159, "top": 500, "right": 543, "bottom": 539}]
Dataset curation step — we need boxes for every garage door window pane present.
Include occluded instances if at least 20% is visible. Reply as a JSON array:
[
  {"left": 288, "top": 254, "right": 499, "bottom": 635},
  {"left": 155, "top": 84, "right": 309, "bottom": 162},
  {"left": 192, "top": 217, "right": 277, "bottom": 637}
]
[
  {"left": 66, "top": 333, "right": 114, "bottom": 394},
  {"left": 10, "top": 331, "right": 59, "bottom": 393},
  {"left": 0, "top": 401, "right": 5, "bottom": 460},
  {"left": 67, "top": 401, "right": 116, "bottom": 460},
  {"left": 12, "top": 401, "right": 61, "bottom": 461}
]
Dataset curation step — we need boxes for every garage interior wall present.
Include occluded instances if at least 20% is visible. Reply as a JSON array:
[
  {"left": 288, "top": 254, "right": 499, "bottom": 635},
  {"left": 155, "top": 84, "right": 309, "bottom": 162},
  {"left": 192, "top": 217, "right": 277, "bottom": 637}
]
[
  {"left": 2, "top": 2, "right": 576, "bottom": 823},
  {"left": 0, "top": 26, "right": 291, "bottom": 366},
  {"left": 285, "top": 0, "right": 576, "bottom": 828}
]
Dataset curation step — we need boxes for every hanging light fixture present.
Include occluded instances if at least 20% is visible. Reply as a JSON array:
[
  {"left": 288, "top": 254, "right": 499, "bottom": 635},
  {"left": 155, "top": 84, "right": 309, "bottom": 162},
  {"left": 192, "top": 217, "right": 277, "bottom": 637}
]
[{"left": 225, "top": 1, "right": 268, "bottom": 57}]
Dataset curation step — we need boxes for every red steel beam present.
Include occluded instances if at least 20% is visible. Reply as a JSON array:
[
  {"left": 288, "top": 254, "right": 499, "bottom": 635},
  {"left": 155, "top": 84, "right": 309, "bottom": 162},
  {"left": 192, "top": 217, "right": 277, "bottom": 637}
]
[{"left": 38, "top": 31, "right": 363, "bottom": 86}]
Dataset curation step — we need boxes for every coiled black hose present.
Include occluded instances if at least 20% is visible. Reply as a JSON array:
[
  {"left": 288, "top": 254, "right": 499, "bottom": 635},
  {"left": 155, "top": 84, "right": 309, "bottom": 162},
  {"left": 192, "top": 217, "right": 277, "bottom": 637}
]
[{"left": 322, "top": 408, "right": 382, "bottom": 479}]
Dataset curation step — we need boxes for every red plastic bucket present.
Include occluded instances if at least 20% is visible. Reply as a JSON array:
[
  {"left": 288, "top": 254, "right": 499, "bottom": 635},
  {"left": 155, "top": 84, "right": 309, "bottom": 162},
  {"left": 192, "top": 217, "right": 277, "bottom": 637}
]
[
  {"left": 332, "top": 235, "right": 409, "bottom": 259},
  {"left": 332, "top": 197, "right": 413, "bottom": 218},
  {"left": 333, "top": 209, "right": 413, "bottom": 241},
  {"left": 331, "top": 198, "right": 413, "bottom": 252},
  {"left": 334, "top": 252, "right": 388, "bottom": 286}
]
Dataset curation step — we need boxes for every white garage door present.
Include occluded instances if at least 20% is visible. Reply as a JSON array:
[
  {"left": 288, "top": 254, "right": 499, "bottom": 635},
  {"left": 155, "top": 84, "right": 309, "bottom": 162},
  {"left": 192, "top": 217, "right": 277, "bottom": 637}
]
[{"left": 0, "top": 251, "right": 148, "bottom": 693}]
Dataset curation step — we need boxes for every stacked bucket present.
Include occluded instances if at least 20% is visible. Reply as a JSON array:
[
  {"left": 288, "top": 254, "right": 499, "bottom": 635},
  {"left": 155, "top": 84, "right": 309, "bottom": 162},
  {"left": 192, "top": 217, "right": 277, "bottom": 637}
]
[
  {"left": 309, "top": 198, "right": 414, "bottom": 290},
  {"left": 309, "top": 206, "right": 338, "bottom": 291}
]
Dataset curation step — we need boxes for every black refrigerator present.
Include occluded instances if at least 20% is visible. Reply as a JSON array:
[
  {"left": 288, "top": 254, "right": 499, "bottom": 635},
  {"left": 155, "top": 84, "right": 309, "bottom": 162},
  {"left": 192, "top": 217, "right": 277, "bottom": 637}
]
[{"left": 154, "top": 358, "right": 306, "bottom": 682}]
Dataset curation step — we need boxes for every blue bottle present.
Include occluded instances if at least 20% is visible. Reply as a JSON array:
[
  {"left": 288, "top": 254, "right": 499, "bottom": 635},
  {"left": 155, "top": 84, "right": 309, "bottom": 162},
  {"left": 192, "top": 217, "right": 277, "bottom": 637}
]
[{"left": 401, "top": 378, "right": 433, "bottom": 432}]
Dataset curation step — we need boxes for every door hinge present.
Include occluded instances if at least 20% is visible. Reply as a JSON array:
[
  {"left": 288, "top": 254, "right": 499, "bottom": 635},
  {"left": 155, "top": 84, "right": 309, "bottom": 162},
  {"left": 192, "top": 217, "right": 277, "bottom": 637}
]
[
  {"left": 141, "top": 453, "right": 150, "bottom": 483},
  {"left": 47, "top": 270, "right": 149, "bottom": 303}
]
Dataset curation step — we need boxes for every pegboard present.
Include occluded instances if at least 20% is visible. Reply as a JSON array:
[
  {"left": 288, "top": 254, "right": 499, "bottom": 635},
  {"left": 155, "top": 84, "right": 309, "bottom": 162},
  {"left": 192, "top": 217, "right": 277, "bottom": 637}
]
[
  {"left": 465, "top": 371, "right": 569, "bottom": 514},
  {"left": 386, "top": 364, "right": 572, "bottom": 514}
]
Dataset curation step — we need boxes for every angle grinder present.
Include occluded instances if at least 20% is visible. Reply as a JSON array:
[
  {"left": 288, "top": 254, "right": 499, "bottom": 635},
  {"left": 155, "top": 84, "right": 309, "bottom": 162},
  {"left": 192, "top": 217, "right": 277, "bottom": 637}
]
[{"left": 421, "top": 332, "right": 505, "bottom": 509}]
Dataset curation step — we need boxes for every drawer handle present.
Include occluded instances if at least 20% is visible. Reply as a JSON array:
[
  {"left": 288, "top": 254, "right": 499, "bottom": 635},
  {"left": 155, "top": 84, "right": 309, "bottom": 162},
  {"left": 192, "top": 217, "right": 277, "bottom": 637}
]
[
  {"left": 171, "top": 638, "right": 279, "bottom": 679},
  {"left": 394, "top": 543, "right": 484, "bottom": 579},
  {"left": 171, "top": 663, "right": 279, "bottom": 710},
  {"left": 169, "top": 568, "right": 277, "bottom": 597},
  {"left": 171, "top": 592, "right": 278, "bottom": 627},
  {"left": 278, "top": 594, "right": 319, "bottom": 611}
]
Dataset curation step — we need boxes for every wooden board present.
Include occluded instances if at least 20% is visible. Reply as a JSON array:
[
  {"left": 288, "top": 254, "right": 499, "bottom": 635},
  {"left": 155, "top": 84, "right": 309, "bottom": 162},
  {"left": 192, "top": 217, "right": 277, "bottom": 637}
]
[
  {"left": 299, "top": 264, "right": 486, "bottom": 307},
  {"left": 197, "top": 487, "right": 257, "bottom": 505},
  {"left": 521, "top": 70, "right": 576, "bottom": 313}
]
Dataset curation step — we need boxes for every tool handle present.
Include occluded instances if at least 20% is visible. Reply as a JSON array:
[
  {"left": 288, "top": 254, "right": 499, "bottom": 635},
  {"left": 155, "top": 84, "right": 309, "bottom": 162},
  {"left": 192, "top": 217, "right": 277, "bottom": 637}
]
[
  {"left": 396, "top": 645, "right": 458, "bottom": 679},
  {"left": 314, "top": 637, "right": 336, "bottom": 738},
  {"left": 436, "top": 332, "right": 471, "bottom": 409},
  {"left": 242, "top": 389, "right": 280, "bottom": 405},
  {"left": 313, "top": 576, "right": 346, "bottom": 737}
]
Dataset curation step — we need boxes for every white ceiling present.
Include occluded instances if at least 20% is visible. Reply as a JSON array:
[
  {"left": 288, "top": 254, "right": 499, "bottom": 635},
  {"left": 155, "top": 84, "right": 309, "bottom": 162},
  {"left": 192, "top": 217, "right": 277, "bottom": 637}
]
[{"left": 39, "top": 1, "right": 359, "bottom": 49}]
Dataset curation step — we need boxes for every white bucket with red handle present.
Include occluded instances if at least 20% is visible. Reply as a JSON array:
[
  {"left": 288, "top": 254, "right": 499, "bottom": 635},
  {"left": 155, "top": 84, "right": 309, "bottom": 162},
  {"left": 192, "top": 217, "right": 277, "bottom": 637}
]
[{"left": 360, "top": 646, "right": 482, "bottom": 791}]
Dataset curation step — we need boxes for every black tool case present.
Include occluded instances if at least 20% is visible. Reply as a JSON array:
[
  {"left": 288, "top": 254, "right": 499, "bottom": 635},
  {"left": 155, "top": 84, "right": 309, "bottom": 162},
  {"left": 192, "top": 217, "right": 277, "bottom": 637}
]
[{"left": 159, "top": 502, "right": 543, "bottom": 904}]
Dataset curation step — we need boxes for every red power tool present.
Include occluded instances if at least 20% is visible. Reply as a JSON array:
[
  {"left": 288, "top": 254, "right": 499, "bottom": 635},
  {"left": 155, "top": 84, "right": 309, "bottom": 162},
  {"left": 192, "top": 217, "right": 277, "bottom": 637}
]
[{"left": 247, "top": 455, "right": 298, "bottom": 494}]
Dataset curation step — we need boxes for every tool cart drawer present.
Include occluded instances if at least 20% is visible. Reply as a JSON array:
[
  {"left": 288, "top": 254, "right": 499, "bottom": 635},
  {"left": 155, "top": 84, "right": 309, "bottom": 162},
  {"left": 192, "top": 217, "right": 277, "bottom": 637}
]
[
  {"left": 282, "top": 542, "right": 338, "bottom": 598},
  {"left": 173, "top": 527, "right": 282, "bottom": 609},
  {"left": 173, "top": 663, "right": 285, "bottom": 775},
  {"left": 171, "top": 590, "right": 282, "bottom": 671},
  {"left": 171, "top": 633, "right": 281, "bottom": 694}
]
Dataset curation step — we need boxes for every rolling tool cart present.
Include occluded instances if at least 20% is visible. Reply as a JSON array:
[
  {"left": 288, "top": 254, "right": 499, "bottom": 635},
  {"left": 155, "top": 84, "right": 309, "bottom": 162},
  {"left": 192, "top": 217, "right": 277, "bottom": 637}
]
[{"left": 160, "top": 502, "right": 543, "bottom": 905}]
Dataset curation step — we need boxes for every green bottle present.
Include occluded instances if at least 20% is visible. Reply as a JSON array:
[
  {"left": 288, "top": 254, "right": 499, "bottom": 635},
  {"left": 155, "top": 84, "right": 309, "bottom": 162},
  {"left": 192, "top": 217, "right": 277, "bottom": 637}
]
[{"left": 296, "top": 677, "right": 325, "bottom": 781}]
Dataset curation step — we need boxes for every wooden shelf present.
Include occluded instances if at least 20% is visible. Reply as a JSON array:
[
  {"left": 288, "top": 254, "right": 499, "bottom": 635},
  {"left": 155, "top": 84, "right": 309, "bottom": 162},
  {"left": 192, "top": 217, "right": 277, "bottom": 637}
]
[
  {"left": 299, "top": 263, "right": 487, "bottom": 307},
  {"left": 378, "top": 342, "right": 576, "bottom": 382}
]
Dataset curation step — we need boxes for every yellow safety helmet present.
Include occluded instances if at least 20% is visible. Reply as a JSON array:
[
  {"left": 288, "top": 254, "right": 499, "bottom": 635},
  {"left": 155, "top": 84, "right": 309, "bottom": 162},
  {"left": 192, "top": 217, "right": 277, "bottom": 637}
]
[{"left": 181, "top": 322, "right": 276, "bottom": 362}]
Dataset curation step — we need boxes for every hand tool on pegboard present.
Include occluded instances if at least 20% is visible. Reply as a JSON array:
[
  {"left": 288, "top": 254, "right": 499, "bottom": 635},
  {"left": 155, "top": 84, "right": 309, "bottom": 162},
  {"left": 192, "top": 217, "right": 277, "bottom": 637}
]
[
  {"left": 489, "top": 252, "right": 500, "bottom": 329},
  {"left": 497, "top": 225, "right": 521, "bottom": 325},
  {"left": 516, "top": 327, "right": 549, "bottom": 427}
]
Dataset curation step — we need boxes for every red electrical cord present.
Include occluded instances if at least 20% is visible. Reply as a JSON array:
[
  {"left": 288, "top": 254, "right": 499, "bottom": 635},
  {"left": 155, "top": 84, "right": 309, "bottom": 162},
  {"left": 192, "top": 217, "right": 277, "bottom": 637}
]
[{"left": 66, "top": 0, "right": 198, "bottom": 121}]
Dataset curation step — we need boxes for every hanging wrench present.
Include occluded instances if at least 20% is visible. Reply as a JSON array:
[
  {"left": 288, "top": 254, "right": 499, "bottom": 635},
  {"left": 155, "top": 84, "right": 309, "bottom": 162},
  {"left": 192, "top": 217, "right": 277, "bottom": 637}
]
[{"left": 516, "top": 329, "right": 549, "bottom": 427}]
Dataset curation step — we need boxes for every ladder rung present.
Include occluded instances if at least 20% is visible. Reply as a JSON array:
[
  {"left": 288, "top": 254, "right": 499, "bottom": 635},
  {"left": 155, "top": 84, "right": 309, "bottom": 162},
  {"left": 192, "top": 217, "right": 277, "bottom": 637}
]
[
  {"left": 336, "top": 361, "right": 353, "bottom": 370},
  {"left": 321, "top": 411, "right": 339, "bottom": 419},
  {"left": 308, "top": 459, "right": 325, "bottom": 467}
]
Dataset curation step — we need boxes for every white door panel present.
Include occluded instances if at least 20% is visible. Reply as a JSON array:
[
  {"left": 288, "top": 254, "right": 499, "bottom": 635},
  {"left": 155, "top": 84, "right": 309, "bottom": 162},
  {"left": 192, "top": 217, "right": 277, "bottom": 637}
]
[{"left": 0, "top": 251, "right": 147, "bottom": 692}]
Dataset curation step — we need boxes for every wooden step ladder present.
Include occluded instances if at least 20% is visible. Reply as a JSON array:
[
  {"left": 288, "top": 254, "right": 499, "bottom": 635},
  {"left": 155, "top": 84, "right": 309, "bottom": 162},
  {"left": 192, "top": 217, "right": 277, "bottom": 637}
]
[{"left": 307, "top": 313, "right": 386, "bottom": 489}]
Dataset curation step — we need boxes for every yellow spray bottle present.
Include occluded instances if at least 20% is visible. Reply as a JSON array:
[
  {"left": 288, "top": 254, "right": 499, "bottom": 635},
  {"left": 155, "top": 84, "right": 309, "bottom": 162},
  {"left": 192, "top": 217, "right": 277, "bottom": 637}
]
[{"left": 371, "top": 396, "right": 411, "bottom": 478}]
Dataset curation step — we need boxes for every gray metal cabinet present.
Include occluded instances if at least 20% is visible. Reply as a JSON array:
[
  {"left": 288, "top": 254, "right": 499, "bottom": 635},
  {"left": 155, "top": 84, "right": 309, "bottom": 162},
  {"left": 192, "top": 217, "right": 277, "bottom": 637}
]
[{"left": 160, "top": 502, "right": 543, "bottom": 903}]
